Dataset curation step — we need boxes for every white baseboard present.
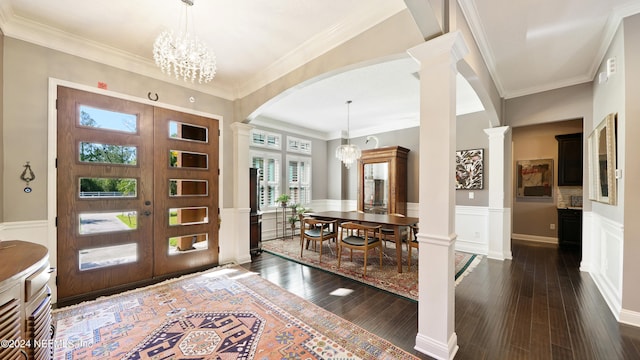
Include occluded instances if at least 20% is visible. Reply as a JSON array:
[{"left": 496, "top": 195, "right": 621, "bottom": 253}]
[
  {"left": 511, "top": 233, "right": 558, "bottom": 244},
  {"left": 620, "top": 309, "right": 640, "bottom": 327},
  {"left": 414, "top": 332, "right": 458, "bottom": 360}
]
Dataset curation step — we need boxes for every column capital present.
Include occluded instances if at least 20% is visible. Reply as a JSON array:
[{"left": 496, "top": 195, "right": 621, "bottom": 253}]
[
  {"left": 484, "top": 126, "right": 511, "bottom": 138},
  {"left": 230, "top": 121, "right": 253, "bottom": 135},
  {"left": 407, "top": 31, "right": 469, "bottom": 66}
]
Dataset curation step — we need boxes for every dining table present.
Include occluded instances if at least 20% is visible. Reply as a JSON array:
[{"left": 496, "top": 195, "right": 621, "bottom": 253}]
[{"left": 307, "top": 211, "right": 418, "bottom": 273}]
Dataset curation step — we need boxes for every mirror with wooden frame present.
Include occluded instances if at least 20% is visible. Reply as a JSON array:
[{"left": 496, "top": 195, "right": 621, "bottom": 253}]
[{"left": 588, "top": 113, "right": 617, "bottom": 205}]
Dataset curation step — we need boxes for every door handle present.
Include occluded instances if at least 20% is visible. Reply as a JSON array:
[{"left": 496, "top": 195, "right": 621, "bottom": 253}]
[{"left": 143, "top": 210, "right": 152, "bottom": 216}]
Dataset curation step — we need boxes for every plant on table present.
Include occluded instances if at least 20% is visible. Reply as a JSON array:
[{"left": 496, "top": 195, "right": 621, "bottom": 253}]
[{"left": 276, "top": 193, "right": 290, "bottom": 207}]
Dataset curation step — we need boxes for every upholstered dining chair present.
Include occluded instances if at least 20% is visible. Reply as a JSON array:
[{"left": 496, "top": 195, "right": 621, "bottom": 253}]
[
  {"left": 337, "top": 222, "right": 383, "bottom": 276},
  {"left": 299, "top": 217, "right": 338, "bottom": 262},
  {"left": 407, "top": 224, "right": 419, "bottom": 271}
]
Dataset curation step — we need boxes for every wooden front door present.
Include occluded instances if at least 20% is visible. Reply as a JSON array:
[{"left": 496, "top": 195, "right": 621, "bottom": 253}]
[{"left": 56, "top": 86, "right": 219, "bottom": 302}]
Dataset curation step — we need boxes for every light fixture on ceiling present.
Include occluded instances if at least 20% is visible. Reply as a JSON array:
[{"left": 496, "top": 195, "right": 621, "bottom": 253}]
[
  {"left": 153, "top": 0, "right": 216, "bottom": 83},
  {"left": 335, "top": 100, "right": 361, "bottom": 169}
]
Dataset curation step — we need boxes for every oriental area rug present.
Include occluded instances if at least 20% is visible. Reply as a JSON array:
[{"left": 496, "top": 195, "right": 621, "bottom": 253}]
[
  {"left": 52, "top": 266, "right": 418, "bottom": 360},
  {"left": 261, "top": 238, "right": 481, "bottom": 301}
]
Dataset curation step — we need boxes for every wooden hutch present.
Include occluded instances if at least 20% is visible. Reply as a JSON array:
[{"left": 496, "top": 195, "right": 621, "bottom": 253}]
[{"left": 357, "top": 146, "right": 409, "bottom": 215}]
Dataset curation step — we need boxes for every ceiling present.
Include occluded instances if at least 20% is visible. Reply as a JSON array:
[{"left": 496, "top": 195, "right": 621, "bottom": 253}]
[{"left": 1, "top": 0, "right": 638, "bottom": 138}]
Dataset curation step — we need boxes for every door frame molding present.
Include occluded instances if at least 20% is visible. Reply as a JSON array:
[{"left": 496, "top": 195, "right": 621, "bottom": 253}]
[{"left": 46, "top": 78, "right": 225, "bottom": 303}]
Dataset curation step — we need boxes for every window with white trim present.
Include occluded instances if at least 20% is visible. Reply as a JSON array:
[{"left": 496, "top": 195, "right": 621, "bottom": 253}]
[
  {"left": 287, "top": 136, "right": 312, "bottom": 154},
  {"left": 251, "top": 129, "right": 281, "bottom": 149},
  {"left": 250, "top": 151, "right": 281, "bottom": 208},
  {"left": 287, "top": 155, "right": 311, "bottom": 206}
]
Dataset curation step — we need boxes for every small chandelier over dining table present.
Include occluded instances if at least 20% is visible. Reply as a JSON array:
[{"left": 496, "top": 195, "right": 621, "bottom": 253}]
[
  {"left": 335, "top": 100, "right": 361, "bottom": 169},
  {"left": 153, "top": 0, "right": 217, "bottom": 83}
]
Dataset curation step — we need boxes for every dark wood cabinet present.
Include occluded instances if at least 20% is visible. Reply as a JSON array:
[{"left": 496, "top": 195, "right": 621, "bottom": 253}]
[
  {"left": 358, "top": 146, "right": 409, "bottom": 215},
  {"left": 555, "top": 133, "right": 583, "bottom": 186},
  {"left": 249, "top": 168, "right": 262, "bottom": 255},
  {"left": 557, "top": 209, "right": 582, "bottom": 251}
]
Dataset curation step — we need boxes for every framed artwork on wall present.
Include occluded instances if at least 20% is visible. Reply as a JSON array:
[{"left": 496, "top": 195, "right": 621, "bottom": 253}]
[
  {"left": 455, "top": 148, "right": 484, "bottom": 190},
  {"left": 516, "top": 159, "right": 553, "bottom": 198}
]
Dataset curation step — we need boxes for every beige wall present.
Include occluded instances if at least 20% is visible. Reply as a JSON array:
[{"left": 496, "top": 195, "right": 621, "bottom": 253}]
[
  {"left": 506, "top": 83, "right": 593, "bottom": 128},
  {"left": 511, "top": 119, "right": 583, "bottom": 239},
  {"left": 2, "top": 38, "right": 235, "bottom": 221},
  {"left": 622, "top": 14, "right": 640, "bottom": 315}
]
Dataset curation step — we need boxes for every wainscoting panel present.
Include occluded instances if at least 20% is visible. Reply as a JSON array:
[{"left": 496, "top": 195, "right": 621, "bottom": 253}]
[
  {"left": 588, "top": 212, "right": 624, "bottom": 321},
  {"left": 258, "top": 202, "right": 490, "bottom": 256},
  {"left": 455, "top": 206, "right": 489, "bottom": 255},
  {"left": 0, "top": 220, "right": 49, "bottom": 246},
  {"left": 580, "top": 211, "right": 594, "bottom": 272},
  {"left": 219, "top": 207, "right": 252, "bottom": 265}
]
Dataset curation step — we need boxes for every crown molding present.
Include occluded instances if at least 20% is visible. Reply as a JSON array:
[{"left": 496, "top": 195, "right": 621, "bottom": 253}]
[
  {"left": 252, "top": 113, "right": 420, "bottom": 142},
  {"left": 503, "top": 75, "right": 593, "bottom": 100},
  {"left": 250, "top": 116, "right": 332, "bottom": 141},
  {"left": 1, "top": 12, "right": 235, "bottom": 100}
]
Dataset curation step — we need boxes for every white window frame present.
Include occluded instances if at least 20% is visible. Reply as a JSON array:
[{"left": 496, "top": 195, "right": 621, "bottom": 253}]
[
  {"left": 250, "top": 150, "right": 282, "bottom": 209},
  {"left": 287, "top": 136, "right": 312, "bottom": 154},
  {"left": 250, "top": 129, "right": 281, "bottom": 150},
  {"left": 286, "top": 155, "right": 312, "bottom": 206}
]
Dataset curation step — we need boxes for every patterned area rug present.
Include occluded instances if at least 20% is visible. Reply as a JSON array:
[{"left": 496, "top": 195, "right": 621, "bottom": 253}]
[
  {"left": 52, "top": 266, "right": 418, "bottom": 359},
  {"left": 261, "top": 238, "right": 481, "bottom": 301}
]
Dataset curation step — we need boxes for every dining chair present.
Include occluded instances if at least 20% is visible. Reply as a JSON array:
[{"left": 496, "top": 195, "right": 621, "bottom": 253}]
[
  {"left": 380, "top": 213, "right": 408, "bottom": 251},
  {"left": 300, "top": 217, "right": 338, "bottom": 262},
  {"left": 407, "top": 224, "right": 419, "bottom": 271},
  {"left": 337, "top": 222, "right": 383, "bottom": 276}
]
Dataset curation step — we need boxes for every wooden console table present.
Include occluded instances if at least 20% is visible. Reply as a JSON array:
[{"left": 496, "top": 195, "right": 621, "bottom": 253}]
[{"left": 0, "top": 240, "right": 53, "bottom": 360}]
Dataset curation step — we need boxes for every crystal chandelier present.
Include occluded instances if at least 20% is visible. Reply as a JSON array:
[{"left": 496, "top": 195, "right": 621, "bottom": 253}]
[
  {"left": 335, "top": 100, "right": 361, "bottom": 169},
  {"left": 153, "top": 0, "right": 216, "bottom": 83}
]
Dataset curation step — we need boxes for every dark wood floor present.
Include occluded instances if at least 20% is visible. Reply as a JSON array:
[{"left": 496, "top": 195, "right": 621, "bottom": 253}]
[{"left": 242, "top": 240, "right": 640, "bottom": 359}]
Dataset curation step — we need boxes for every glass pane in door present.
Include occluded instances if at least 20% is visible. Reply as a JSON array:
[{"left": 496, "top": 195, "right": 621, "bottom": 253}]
[
  {"left": 79, "top": 143, "right": 137, "bottom": 165},
  {"left": 168, "top": 233, "right": 209, "bottom": 255},
  {"left": 78, "top": 105, "right": 137, "bottom": 133},
  {"left": 79, "top": 211, "right": 138, "bottom": 235},
  {"left": 79, "top": 178, "right": 137, "bottom": 198},
  {"left": 79, "top": 243, "right": 138, "bottom": 270}
]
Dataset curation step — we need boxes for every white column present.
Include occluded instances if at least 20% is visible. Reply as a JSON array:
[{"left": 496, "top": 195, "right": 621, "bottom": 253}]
[
  {"left": 407, "top": 31, "right": 468, "bottom": 360},
  {"left": 229, "top": 122, "right": 253, "bottom": 265},
  {"left": 483, "top": 126, "right": 513, "bottom": 260}
]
